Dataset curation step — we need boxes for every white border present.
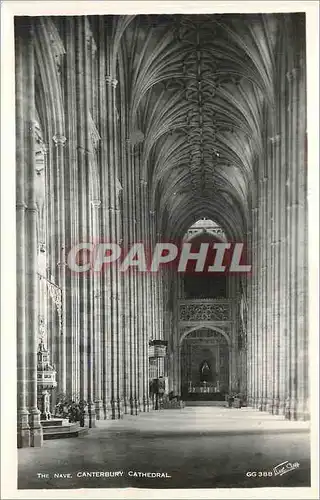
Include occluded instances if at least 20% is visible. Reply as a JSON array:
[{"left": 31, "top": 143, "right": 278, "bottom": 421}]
[{"left": 1, "top": 1, "right": 319, "bottom": 499}]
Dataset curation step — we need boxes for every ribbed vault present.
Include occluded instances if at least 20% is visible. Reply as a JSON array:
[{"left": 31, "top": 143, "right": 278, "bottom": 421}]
[{"left": 117, "top": 14, "right": 279, "bottom": 239}]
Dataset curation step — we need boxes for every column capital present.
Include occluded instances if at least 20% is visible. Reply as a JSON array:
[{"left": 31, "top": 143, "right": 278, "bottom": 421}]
[
  {"left": 286, "top": 67, "right": 299, "bottom": 82},
  {"left": 259, "top": 176, "right": 268, "bottom": 185},
  {"left": 25, "top": 203, "right": 38, "bottom": 212},
  {"left": 268, "top": 134, "right": 281, "bottom": 144},
  {"left": 122, "top": 216, "right": 137, "bottom": 224},
  {"left": 52, "top": 134, "right": 67, "bottom": 147},
  {"left": 287, "top": 202, "right": 300, "bottom": 210},
  {"left": 16, "top": 202, "right": 28, "bottom": 211},
  {"left": 91, "top": 199, "right": 101, "bottom": 208},
  {"left": 107, "top": 207, "right": 121, "bottom": 215},
  {"left": 106, "top": 75, "right": 118, "bottom": 88}
]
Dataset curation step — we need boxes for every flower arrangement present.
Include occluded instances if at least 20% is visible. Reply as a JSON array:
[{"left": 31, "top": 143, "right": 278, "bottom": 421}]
[
  {"left": 225, "top": 392, "right": 246, "bottom": 408},
  {"left": 162, "top": 392, "right": 185, "bottom": 409},
  {"left": 54, "top": 393, "right": 87, "bottom": 425}
]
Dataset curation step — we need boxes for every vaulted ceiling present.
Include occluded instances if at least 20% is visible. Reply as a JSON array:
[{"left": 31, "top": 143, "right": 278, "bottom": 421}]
[{"left": 117, "top": 14, "right": 279, "bottom": 240}]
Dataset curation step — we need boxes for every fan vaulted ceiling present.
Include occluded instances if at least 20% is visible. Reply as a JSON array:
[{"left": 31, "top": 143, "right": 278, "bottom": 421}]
[{"left": 117, "top": 14, "right": 279, "bottom": 240}]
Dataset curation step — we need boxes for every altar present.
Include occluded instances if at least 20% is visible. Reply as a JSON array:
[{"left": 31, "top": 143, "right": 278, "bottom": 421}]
[
  {"left": 184, "top": 380, "right": 226, "bottom": 401},
  {"left": 188, "top": 380, "right": 220, "bottom": 394},
  {"left": 180, "top": 328, "right": 230, "bottom": 401}
]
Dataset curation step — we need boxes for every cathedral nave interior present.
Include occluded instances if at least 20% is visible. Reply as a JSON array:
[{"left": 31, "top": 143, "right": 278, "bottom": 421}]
[{"left": 14, "top": 11, "right": 310, "bottom": 490}]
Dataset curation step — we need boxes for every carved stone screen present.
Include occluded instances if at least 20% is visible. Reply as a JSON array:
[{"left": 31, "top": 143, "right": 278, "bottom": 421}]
[
  {"left": 181, "top": 329, "right": 229, "bottom": 397},
  {"left": 179, "top": 302, "right": 230, "bottom": 322}
]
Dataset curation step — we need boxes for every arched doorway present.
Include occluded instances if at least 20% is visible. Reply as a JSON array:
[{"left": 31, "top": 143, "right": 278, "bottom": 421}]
[{"left": 180, "top": 327, "right": 230, "bottom": 401}]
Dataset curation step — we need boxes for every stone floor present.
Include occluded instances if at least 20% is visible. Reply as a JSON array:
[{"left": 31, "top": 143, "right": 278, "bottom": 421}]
[{"left": 18, "top": 406, "right": 310, "bottom": 490}]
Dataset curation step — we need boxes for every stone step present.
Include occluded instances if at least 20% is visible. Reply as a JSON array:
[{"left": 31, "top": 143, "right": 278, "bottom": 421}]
[
  {"left": 185, "top": 400, "right": 228, "bottom": 407},
  {"left": 41, "top": 418, "right": 66, "bottom": 428},
  {"left": 42, "top": 424, "right": 74, "bottom": 434},
  {"left": 43, "top": 423, "right": 89, "bottom": 440}
]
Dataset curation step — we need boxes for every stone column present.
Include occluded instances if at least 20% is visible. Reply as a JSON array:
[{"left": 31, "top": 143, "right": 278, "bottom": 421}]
[
  {"left": 285, "top": 63, "right": 308, "bottom": 420},
  {"left": 127, "top": 146, "right": 136, "bottom": 415},
  {"left": 63, "top": 17, "right": 80, "bottom": 401},
  {"left": 85, "top": 20, "right": 97, "bottom": 428},
  {"left": 269, "top": 137, "right": 276, "bottom": 413},
  {"left": 127, "top": 142, "right": 138, "bottom": 415},
  {"left": 114, "top": 90, "right": 124, "bottom": 420},
  {"left": 16, "top": 24, "right": 31, "bottom": 448},
  {"left": 229, "top": 278, "right": 238, "bottom": 391},
  {"left": 46, "top": 136, "right": 59, "bottom": 390},
  {"left": 251, "top": 207, "right": 259, "bottom": 408},
  {"left": 75, "top": 18, "right": 89, "bottom": 422},
  {"left": 132, "top": 163, "right": 143, "bottom": 414},
  {"left": 91, "top": 200, "right": 103, "bottom": 419},
  {"left": 256, "top": 181, "right": 264, "bottom": 410},
  {"left": 260, "top": 175, "right": 268, "bottom": 410},
  {"left": 162, "top": 270, "right": 170, "bottom": 381},
  {"left": 52, "top": 133, "right": 67, "bottom": 398},
  {"left": 115, "top": 202, "right": 124, "bottom": 419},
  {"left": 265, "top": 137, "right": 274, "bottom": 412},
  {"left": 174, "top": 268, "right": 181, "bottom": 396},
  {"left": 121, "top": 206, "right": 132, "bottom": 415},
  {"left": 285, "top": 67, "right": 298, "bottom": 420},
  {"left": 147, "top": 211, "right": 157, "bottom": 406},
  {"left": 278, "top": 104, "right": 288, "bottom": 416},
  {"left": 270, "top": 135, "right": 281, "bottom": 414},
  {"left": 21, "top": 19, "right": 43, "bottom": 447},
  {"left": 156, "top": 239, "right": 165, "bottom": 379},
  {"left": 130, "top": 263, "right": 139, "bottom": 415},
  {"left": 140, "top": 181, "right": 150, "bottom": 411},
  {"left": 246, "top": 226, "right": 253, "bottom": 406},
  {"left": 104, "top": 75, "right": 117, "bottom": 421},
  {"left": 247, "top": 226, "right": 252, "bottom": 404},
  {"left": 97, "top": 17, "right": 109, "bottom": 419},
  {"left": 101, "top": 201, "right": 112, "bottom": 419},
  {"left": 105, "top": 73, "right": 123, "bottom": 419},
  {"left": 295, "top": 58, "right": 308, "bottom": 420},
  {"left": 120, "top": 139, "right": 132, "bottom": 415}
]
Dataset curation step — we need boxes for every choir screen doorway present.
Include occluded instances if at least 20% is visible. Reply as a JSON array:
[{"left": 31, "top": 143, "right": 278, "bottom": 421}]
[{"left": 180, "top": 328, "right": 230, "bottom": 403}]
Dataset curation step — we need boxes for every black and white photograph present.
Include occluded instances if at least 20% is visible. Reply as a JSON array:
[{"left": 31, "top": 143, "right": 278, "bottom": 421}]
[{"left": 1, "top": 1, "right": 319, "bottom": 498}]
